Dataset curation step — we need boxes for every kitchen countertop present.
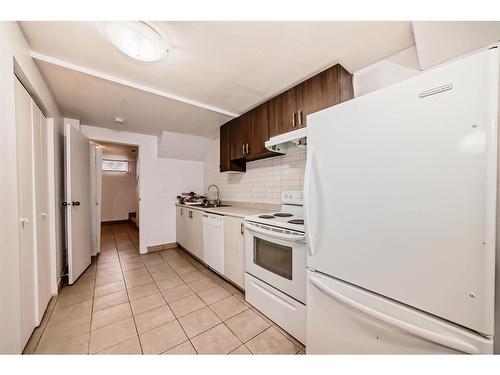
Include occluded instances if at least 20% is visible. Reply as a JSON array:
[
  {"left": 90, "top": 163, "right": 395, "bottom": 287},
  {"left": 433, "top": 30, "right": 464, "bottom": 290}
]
[{"left": 175, "top": 203, "right": 272, "bottom": 219}]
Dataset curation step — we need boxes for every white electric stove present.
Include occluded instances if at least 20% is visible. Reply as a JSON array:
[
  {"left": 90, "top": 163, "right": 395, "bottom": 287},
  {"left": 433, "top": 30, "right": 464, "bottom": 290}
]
[{"left": 244, "top": 191, "right": 306, "bottom": 344}]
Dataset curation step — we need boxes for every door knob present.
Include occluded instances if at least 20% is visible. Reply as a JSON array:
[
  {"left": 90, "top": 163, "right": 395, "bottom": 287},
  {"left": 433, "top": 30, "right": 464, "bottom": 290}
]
[
  {"left": 72, "top": 201, "right": 80, "bottom": 206},
  {"left": 20, "top": 217, "right": 29, "bottom": 228}
]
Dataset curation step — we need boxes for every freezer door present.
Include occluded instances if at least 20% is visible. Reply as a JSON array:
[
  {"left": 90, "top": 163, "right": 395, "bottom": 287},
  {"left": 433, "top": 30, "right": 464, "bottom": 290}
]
[
  {"left": 305, "top": 49, "right": 498, "bottom": 335},
  {"left": 306, "top": 271, "right": 493, "bottom": 354}
]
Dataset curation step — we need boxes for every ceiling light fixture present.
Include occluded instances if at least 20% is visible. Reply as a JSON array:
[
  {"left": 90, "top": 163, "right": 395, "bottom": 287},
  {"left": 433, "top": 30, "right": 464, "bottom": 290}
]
[
  {"left": 102, "top": 21, "right": 169, "bottom": 62},
  {"left": 114, "top": 116, "right": 126, "bottom": 124}
]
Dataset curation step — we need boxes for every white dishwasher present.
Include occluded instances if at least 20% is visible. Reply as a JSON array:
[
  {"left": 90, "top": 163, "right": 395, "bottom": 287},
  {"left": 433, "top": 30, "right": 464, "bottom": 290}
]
[{"left": 203, "top": 213, "right": 224, "bottom": 275}]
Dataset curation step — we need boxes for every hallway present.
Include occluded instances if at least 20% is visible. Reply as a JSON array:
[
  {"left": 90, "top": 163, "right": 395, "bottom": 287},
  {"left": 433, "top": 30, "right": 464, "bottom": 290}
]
[{"left": 25, "top": 222, "right": 305, "bottom": 354}]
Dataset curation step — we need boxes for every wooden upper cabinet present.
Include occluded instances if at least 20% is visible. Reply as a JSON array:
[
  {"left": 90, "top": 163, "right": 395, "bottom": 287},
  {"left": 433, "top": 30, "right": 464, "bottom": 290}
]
[
  {"left": 268, "top": 87, "right": 301, "bottom": 138},
  {"left": 297, "top": 64, "right": 353, "bottom": 126},
  {"left": 229, "top": 114, "right": 249, "bottom": 160},
  {"left": 269, "top": 64, "right": 353, "bottom": 136},
  {"left": 219, "top": 122, "right": 231, "bottom": 171},
  {"left": 220, "top": 121, "right": 245, "bottom": 172},
  {"left": 221, "top": 63, "right": 353, "bottom": 169},
  {"left": 247, "top": 102, "right": 272, "bottom": 159}
]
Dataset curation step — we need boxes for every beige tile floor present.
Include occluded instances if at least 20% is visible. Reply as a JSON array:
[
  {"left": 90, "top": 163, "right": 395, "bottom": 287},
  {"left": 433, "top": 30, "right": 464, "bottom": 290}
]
[{"left": 25, "top": 222, "right": 306, "bottom": 355}]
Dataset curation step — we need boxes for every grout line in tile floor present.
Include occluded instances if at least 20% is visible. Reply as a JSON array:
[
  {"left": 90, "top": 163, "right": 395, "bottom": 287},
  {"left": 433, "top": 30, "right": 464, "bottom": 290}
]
[
  {"left": 23, "top": 293, "right": 59, "bottom": 354},
  {"left": 86, "top": 265, "right": 95, "bottom": 354},
  {"left": 114, "top": 225, "right": 144, "bottom": 354}
]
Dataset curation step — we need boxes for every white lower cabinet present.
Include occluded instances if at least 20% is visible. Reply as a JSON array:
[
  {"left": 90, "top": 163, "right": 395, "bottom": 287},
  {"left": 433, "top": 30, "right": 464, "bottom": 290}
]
[
  {"left": 176, "top": 206, "right": 187, "bottom": 248},
  {"left": 176, "top": 207, "right": 246, "bottom": 290},
  {"left": 223, "top": 216, "right": 245, "bottom": 289},
  {"left": 189, "top": 210, "right": 204, "bottom": 260},
  {"left": 175, "top": 206, "right": 204, "bottom": 261}
]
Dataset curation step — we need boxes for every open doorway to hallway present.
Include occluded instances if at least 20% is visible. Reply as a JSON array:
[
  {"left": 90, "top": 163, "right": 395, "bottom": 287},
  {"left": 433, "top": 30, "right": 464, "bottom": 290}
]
[{"left": 93, "top": 141, "right": 140, "bottom": 253}]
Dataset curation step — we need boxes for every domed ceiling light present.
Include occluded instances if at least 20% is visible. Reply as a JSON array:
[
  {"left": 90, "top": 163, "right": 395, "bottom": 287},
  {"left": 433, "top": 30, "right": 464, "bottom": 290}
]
[{"left": 102, "top": 21, "right": 169, "bottom": 62}]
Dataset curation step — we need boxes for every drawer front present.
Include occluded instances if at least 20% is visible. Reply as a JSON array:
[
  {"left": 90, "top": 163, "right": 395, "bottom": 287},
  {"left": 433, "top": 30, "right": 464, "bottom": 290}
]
[{"left": 245, "top": 273, "right": 305, "bottom": 345}]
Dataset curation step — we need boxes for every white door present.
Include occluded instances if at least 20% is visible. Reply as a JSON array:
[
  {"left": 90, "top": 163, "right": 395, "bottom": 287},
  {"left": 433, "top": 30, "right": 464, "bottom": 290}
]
[
  {"left": 65, "top": 123, "right": 92, "bottom": 284},
  {"left": 306, "top": 270, "right": 493, "bottom": 354},
  {"left": 15, "top": 78, "right": 37, "bottom": 348},
  {"left": 32, "top": 101, "right": 51, "bottom": 323},
  {"left": 305, "top": 49, "right": 498, "bottom": 335},
  {"left": 90, "top": 145, "right": 102, "bottom": 256},
  {"left": 96, "top": 148, "right": 102, "bottom": 253}
]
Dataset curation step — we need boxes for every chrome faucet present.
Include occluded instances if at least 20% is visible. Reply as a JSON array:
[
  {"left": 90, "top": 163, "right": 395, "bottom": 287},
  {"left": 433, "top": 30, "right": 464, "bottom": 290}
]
[{"left": 207, "top": 184, "right": 221, "bottom": 207}]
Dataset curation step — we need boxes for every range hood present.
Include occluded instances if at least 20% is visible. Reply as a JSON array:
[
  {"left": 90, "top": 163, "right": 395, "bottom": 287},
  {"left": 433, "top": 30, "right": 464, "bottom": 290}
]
[{"left": 265, "top": 127, "right": 307, "bottom": 154}]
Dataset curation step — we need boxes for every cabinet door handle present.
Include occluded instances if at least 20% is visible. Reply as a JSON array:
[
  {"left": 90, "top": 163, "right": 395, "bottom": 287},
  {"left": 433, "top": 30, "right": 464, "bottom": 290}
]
[
  {"left": 298, "top": 110, "right": 303, "bottom": 126},
  {"left": 292, "top": 112, "right": 296, "bottom": 127},
  {"left": 181, "top": 208, "right": 183, "bottom": 215},
  {"left": 246, "top": 143, "right": 249, "bottom": 155},
  {"left": 240, "top": 222, "right": 244, "bottom": 235},
  {"left": 242, "top": 144, "right": 245, "bottom": 156}
]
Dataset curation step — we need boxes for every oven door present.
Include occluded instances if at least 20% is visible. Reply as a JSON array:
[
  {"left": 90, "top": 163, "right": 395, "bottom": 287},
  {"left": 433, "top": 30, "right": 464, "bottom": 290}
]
[{"left": 245, "top": 221, "right": 306, "bottom": 303}]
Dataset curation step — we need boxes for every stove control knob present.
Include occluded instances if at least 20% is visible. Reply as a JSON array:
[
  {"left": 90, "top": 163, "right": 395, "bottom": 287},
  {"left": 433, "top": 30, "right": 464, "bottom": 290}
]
[
  {"left": 289, "top": 193, "right": 293, "bottom": 199},
  {"left": 284, "top": 193, "right": 288, "bottom": 199}
]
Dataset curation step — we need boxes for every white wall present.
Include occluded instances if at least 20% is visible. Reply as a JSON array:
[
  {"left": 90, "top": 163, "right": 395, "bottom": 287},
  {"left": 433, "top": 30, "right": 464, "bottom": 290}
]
[
  {"left": 204, "top": 139, "right": 306, "bottom": 204},
  {"left": 353, "top": 46, "right": 422, "bottom": 97},
  {"left": 158, "top": 130, "right": 213, "bottom": 161},
  {"left": 81, "top": 125, "right": 204, "bottom": 252},
  {"left": 0, "top": 21, "right": 63, "bottom": 354},
  {"left": 413, "top": 21, "right": 500, "bottom": 70},
  {"left": 101, "top": 160, "right": 138, "bottom": 222}
]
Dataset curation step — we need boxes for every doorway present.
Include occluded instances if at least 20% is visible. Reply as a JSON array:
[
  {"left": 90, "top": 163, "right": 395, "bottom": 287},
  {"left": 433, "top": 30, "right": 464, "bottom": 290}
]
[{"left": 92, "top": 141, "right": 140, "bottom": 253}]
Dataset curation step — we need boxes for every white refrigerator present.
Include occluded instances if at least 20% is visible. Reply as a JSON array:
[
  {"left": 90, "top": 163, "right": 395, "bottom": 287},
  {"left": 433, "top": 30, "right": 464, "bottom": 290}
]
[{"left": 304, "top": 48, "right": 499, "bottom": 354}]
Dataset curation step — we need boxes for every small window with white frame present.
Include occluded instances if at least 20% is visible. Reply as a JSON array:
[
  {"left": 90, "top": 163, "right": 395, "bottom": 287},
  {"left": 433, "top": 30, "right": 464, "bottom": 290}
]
[{"left": 102, "top": 159, "right": 129, "bottom": 173}]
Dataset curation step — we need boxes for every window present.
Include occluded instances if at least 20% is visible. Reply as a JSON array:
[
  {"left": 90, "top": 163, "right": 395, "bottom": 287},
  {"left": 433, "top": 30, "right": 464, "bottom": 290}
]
[{"left": 102, "top": 159, "right": 129, "bottom": 172}]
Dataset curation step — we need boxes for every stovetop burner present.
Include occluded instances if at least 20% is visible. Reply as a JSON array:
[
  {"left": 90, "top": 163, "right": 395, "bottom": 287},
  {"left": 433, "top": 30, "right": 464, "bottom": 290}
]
[
  {"left": 259, "top": 215, "right": 275, "bottom": 219},
  {"left": 288, "top": 219, "right": 304, "bottom": 225},
  {"left": 274, "top": 212, "right": 293, "bottom": 217}
]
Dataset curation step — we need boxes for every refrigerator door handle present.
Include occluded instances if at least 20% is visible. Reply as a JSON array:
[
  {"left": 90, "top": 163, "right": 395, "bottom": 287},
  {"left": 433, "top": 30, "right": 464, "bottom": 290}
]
[
  {"left": 304, "top": 147, "right": 318, "bottom": 256},
  {"left": 309, "top": 275, "right": 480, "bottom": 354}
]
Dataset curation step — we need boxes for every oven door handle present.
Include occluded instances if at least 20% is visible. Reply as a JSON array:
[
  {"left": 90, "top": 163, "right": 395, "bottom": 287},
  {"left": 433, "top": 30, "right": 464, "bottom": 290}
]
[{"left": 244, "top": 222, "right": 306, "bottom": 243}]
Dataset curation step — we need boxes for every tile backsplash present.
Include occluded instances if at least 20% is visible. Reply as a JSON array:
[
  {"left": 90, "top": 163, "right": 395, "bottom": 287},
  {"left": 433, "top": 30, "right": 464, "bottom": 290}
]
[{"left": 203, "top": 139, "right": 306, "bottom": 204}]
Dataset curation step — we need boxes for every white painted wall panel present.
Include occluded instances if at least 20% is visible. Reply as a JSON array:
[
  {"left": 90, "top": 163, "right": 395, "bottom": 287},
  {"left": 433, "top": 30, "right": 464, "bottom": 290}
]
[
  {"left": 158, "top": 130, "right": 214, "bottom": 161},
  {"left": 413, "top": 21, "right": 500, "bottom": 70},
  {"left": 101, "top": 161, "right": 138, "bottom": 222},
  {"left": 353, "top": 47, "right": 421, "bottom": 97}
]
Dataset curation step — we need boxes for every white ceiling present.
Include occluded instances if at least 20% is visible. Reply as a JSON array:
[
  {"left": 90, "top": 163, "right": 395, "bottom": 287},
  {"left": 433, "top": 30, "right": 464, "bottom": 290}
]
[
  {"left": 35, "top": 59, "right": 232, "bottom": 137},
  {"left": 20, "top": 21, "right": 414, "bottom": 137},
  {"left": 97, "top": 141, "right": 138, "bottom": 161}
]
